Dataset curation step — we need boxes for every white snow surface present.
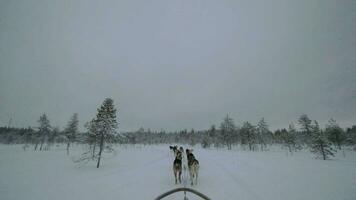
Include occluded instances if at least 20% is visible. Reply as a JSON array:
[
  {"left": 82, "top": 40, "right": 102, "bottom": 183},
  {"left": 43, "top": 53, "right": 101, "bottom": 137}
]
[{"left": 1, "top": 144, "right": 356, "bottom": 200}]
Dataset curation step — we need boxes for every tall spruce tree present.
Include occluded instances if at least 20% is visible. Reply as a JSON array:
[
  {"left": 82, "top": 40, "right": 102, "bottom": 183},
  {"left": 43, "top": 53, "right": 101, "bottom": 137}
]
[
  {"left": 95, "top": 98, "right": 118, "bottom": 168},
  {"left": 310, "top": 121, "right": 335, "bottom": 160},
  {"left": 64, "top": 113, "right": 79, "bottom": 155}
]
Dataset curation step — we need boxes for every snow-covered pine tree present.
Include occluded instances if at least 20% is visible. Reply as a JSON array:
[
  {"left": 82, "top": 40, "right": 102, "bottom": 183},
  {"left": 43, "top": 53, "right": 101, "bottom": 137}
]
[
  {"left": 201, "top": 129, "right": 212, "bottom": 149},
  {"left": 345, "top": 126, "right": 356, "bottom": 146},
  {"left": 298, "top": 114, "right": 312, "bottom": 144},
  {"left": 310, "top": 120, "right": 335, "bottom": 160},
  {"left": 22, "top": 128, "right": 34, "bottom": 151},
  {"left": 256, "top": 118, "right": 270, "bottom": 151},
  {"left": 36, "top": 114, "right": 51, "bottom": 151},
  {"left": 75, "top": 99, "right": 117, "bottom": 168},
  {"left": 64, "top": 113, "right": 79, "bottom": 155},
  {"left": 325, "top": 118, "right": 345, "bottom": 150},
  {"left": 45, "top": 126, "right": 60, "bottom": 150},
  {"left": 283, "top": 123, "right": 298, "bottom": 153},
  {"left": 219, "top": 115, "right": 236, "bottom": 150},
  {"left": 202, "top": 125, "right": 216, "bottom": 148},
  {"left": 240, "top": 121, "right": 256, "bottom": 151},
  {"left": 95, "top": 98, "right": 118, "bottom": 168}
]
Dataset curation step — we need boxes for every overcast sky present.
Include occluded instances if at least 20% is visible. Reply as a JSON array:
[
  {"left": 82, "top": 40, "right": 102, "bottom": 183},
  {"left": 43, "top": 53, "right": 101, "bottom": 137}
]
[{"left": 0, "top": 0, "right": 355, "bottom": 132}]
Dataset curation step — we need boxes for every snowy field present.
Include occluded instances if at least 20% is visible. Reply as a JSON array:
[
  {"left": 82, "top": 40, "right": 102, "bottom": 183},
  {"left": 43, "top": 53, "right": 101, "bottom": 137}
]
[{"left": 1, "top": 144, "right": 356, "bottom": 200}]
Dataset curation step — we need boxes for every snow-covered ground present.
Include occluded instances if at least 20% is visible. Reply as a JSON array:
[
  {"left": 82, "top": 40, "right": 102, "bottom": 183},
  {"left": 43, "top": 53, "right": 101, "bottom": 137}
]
[{"left": 0, "top": 144, "right": 355, "bottom": 200}]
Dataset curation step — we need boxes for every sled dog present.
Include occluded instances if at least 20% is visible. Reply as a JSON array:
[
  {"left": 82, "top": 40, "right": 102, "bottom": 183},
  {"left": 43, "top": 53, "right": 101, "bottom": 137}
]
[{"left": 173, "top": 150, "right": 182, "bottom": 184}]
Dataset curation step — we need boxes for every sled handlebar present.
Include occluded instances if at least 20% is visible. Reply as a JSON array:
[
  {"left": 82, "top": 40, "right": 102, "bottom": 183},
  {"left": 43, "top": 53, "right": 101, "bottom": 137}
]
[{"left": 155, "top": 187, "right": 211, "bottom": 200}]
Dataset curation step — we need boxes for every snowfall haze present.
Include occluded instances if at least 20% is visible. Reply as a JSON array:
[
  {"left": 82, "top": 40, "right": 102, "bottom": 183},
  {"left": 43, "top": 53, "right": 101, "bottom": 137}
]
[{"left": 0, "top": 0, "right": 355, "bottom": 131}]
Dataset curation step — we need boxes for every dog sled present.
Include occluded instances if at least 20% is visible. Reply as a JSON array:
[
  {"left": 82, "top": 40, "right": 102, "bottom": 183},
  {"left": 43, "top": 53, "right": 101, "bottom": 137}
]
[{"left": 155, "top": 187, "right": 211, "bottom": 200}]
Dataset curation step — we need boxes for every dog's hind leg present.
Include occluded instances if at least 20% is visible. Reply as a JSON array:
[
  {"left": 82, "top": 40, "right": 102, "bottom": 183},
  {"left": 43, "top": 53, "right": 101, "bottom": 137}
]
[
  {"left": 179, "top": 171, "right": 182, "bottom": 183},
  {"left": 195, "top": 164, "right": 199, "bottom": 185},
  {"left": 173, "top": 169, "right": 177, "bottom": 184},
  {"left": 189, "top": 169, "right": 194, "bottom": 185}
]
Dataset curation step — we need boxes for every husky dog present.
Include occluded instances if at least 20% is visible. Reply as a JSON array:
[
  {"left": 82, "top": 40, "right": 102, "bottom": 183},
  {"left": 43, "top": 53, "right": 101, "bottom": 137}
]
[
  {"left": 186, "top": 149, "right": 199, "bottom": 185},
  {"left": 173, "top": 150, "right": 182, "bottom": 184},
  {"left": 170, "top": 146, "right": 178, "bottom": 155},
  {"left": 179, "top": 146, "right": 184, "bottom": 154},
  {"left": 185, "top": 148, "right": 190, "bottom": 155}
]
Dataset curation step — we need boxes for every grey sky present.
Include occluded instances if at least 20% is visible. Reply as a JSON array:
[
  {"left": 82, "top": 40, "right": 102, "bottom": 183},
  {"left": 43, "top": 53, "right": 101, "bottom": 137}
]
[{"left": 0, "top": 0, "right": 355, "bottom": 132}]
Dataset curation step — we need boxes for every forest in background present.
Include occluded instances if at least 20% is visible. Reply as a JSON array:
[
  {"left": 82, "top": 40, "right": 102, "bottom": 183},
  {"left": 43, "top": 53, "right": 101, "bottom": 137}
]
[{"left": 1, "top": 97, "right": 356, "bottom": 162}]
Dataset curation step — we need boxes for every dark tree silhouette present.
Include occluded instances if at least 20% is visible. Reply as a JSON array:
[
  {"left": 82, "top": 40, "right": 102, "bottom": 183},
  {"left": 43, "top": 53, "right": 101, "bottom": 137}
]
[{"left": 64, "top": 113, "right": 79, "bottom": 155}]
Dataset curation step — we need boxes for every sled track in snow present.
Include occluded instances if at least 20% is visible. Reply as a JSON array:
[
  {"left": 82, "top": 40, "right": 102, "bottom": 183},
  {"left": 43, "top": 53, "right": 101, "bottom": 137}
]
[{"left": 207, "top": 154, "right": 262, "bottom": 200}]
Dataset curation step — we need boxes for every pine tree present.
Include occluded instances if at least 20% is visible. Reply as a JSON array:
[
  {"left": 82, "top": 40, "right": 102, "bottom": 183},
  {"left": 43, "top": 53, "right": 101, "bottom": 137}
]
[
  {"left": 208, "top": 125, "right": 216, "bottom": 148},
  {"left": 298, "top": 114, "right": 312, "bottom": 143},
  {"left": 36, "top": 114, "right": 51, "bottom": 151},
  {"left": 219, "top": 115, "right": 236, "bottom": 150},
  {"left": 46, "top": 126, "right": 60, "bottom": 150},
  {"left": 256, "top": 118, "right": 270, "bottom": 150},
  {"left": 22, "top": 128, "right": 34, "bottom": 151},
  {"left": 64, "top": 113, "right": 79, "bottom": 155},
  {"left": 345, "top": 126, "right": 356, "bottom": 146},
  {"left": 240, "top": 121, "right": 256, "bottom": 151},
  {"left": 310, "top": 121, "right": 335, "bottom": 160},
  {"left": 201, "top": 132, "right": 210, "bottom": 149},
  {"left": 325, "top": 118, "right": 345, "bottom": 150},
  {"left": 283, "top": 123, "right": 298, "bottom": 153},
  {"left": 85, "top": 118, "right": 100, "bottom": 159},
  {"left": 95, "top": 98, "right": 118, "bottom": 168},
  {"left": 189, "top": 129, "right": 197, "bottom": 146},
  {"left": 74, "top": 99, "right": 118, "bottom": 168}
]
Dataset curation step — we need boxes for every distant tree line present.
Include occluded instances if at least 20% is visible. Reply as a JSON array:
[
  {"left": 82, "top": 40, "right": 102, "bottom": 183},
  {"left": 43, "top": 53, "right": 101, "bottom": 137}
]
[
  {"left": 120, "top": 114, "right": 356, "bottom": 159},
  {"left": 1, "top": 109, "right": 356, "bottom": 160}
]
